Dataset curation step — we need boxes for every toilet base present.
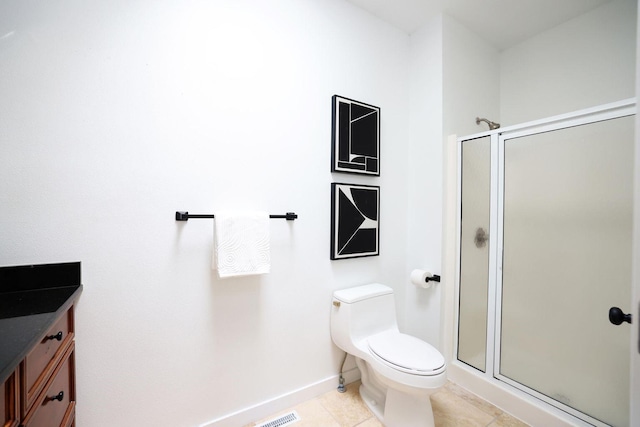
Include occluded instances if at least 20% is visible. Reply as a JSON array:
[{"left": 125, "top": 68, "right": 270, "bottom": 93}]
[
  {"left": 359, "top": 384, "right": 385, "bottom": 423},
  {"left": 359, "top": 382, "right": 435, "bottom": 427},
  {"left": 384, "top": 388, "right": 435, "bottom": 427}
]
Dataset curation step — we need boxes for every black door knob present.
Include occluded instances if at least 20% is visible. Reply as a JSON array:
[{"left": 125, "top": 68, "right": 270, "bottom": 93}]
[{"left": 609, "top": 307, "right": 632, "bottom": 325}]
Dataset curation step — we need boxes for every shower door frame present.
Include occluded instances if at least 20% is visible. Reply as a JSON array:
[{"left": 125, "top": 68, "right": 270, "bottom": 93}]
[{"left": 454, "top": 98, "right": 637, "bottom": 427}]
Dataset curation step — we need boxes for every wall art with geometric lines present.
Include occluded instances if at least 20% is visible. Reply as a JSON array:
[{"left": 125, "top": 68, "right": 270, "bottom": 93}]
[
  {"left": 331, "top": 95, "right": 380, "bottom": 176},
  {"left": 330, "top": 183, "right": 380, "bottom": 260}
]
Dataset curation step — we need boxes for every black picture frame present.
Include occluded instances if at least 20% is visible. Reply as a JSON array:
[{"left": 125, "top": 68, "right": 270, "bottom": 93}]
[
  {"left": 331, "top": 95, "right": 380, "bottom": 176},
  {"left": 331, "top": 183, "right": 380, "bottom": 260}
]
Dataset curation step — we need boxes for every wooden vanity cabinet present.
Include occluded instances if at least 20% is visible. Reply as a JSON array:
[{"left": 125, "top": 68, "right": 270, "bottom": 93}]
[
  {"left": 21, "top": 308, "right": 75, "bottom": 419},
  {"left": 2, "top": 306, "right": 76, "bottom": 427},
  {"left": 1, "top": 369, "right": 19, "bottom": 427},
  {"left": 21, "top": 344, "right": 75, "bottom": 427}
]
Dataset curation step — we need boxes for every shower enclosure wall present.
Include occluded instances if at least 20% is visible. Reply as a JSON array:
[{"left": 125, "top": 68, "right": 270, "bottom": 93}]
[{"left": 454, "top": 99, "right": 636, "bottom": 427}]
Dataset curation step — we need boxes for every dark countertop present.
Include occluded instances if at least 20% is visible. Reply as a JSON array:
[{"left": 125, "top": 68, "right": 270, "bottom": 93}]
[{"left": 0, "top": 262, "right": 83, "bottom": 384}]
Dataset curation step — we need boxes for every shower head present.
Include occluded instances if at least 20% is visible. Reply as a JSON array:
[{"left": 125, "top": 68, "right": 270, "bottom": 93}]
[{"left": 476, "top": 117, "right": 500, "bottom": 130}]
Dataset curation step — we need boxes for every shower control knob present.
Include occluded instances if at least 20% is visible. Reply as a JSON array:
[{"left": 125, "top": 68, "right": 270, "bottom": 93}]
[
  {"left": 609, "top": 307, "right": 632, "bottom": 325},
  {"left": 474, "top": 228, "right": 488, "bottom": 248}
]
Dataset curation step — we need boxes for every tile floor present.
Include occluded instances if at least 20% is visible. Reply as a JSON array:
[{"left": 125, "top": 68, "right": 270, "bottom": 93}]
[{"left": 245, "top": 381, "right": 530, "bottom": 427}]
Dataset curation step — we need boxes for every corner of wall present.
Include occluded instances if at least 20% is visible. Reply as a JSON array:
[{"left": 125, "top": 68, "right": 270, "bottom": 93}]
[{"left": 403, "top": 13, "right": 445, "bottom": 344}]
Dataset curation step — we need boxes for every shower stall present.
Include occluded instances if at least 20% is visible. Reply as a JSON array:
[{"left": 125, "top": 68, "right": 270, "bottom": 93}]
[{"left": 454, "top": 99, "right": 636, "bottom": 427}]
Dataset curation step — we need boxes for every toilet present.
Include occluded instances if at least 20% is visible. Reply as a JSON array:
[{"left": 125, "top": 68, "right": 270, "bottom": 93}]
[{"left": 330, "top": 283, "right": 446, "bottom": 427}]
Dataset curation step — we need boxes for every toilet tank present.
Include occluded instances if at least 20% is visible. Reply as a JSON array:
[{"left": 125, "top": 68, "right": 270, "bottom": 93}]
[{"left": 330, "top": 283, "right": 398, "bottom": 352}]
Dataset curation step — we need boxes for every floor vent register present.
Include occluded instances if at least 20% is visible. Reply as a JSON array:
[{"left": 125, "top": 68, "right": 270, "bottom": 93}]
[{"left": 255, "top": 410, "right": 301, "bottom": 427}]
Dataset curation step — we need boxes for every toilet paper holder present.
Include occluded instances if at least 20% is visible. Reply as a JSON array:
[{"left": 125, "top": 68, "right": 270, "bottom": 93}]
[
  {"left": 410, "top": 269, "right": 441, "bottom": 288},
  {"left": 425, "top": 274, "right": 441, "bottom": 283}
]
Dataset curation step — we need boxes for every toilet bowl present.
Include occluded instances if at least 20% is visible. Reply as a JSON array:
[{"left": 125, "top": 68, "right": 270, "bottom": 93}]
[{"left": 330, "top": 283, "right": 446, "bottom": 427}]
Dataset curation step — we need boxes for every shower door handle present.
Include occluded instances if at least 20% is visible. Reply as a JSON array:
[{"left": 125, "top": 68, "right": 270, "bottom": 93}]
[{"left": 608, "top": 306, "right": 632, "bottom": 325}]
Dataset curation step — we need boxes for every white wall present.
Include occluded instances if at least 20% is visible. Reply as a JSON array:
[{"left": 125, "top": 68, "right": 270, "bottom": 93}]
[
  {"left": 0, "top": 1, "right": 414, "bottom": 426},
  {"left": 500, "top": 0, "right": 637, "bottom": 125},
  {"left": 402, "top": 13, "right": 501, "bottom": 349},
  {"left": 443, "top": 16, "right": 501, "bottom": 138},
  {"left": 403, "top": 15, "right": 444, "bottom": 345}
]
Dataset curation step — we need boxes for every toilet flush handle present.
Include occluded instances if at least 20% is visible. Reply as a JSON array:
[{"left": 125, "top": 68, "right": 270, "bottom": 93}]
[{"left": 333, "top": 300, "right": 341, "bottom": 308}]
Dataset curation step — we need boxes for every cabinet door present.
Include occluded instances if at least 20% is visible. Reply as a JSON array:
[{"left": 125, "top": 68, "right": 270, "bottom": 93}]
[
  {"left": 22, "top": 309, "right": 74, "bottom": 416},
  {"left": 22, "top": 345, "right": 75, "bottom": 427},
  {"left": 2, "top": 369, "right": 19, "bottom": 427}
]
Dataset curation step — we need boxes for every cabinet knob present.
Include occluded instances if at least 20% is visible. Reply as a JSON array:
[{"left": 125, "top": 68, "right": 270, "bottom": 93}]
[
  {"left": 47, "top": 391, "right": 64, "bottom": 402},
  {"left": 46, "top": 331, "right": 63, "bottom": 341}
]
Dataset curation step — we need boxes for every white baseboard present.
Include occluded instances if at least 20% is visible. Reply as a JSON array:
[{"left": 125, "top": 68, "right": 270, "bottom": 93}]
[{"left": 199, "top": 368, "right": 361, "bottom": 427}]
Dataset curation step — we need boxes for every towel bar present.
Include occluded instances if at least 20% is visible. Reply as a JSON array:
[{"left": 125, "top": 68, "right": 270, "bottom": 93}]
[{"left": 175, "top": 211, "right": 298, "bottom": 221}]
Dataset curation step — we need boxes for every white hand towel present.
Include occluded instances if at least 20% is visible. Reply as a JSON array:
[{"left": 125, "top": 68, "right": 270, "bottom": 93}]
[{"left": 213, "top": 211, "right": 271, "bottom": 278}]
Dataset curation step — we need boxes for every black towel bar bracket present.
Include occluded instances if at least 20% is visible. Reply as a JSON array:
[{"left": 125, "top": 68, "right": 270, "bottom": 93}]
[{"left": 175, "top": 211, "right": 298, "bottom": 221}]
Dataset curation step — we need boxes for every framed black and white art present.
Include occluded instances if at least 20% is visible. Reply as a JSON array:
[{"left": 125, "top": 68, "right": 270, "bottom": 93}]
[
  {"left": 331, "top": 183, "right": 380, "bottom": 260},
  {"left": 331, "top": 95, "right": 380, "bottom": 176}
]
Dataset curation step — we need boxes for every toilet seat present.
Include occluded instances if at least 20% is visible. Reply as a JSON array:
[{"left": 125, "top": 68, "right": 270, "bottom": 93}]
[{"left": 368, "top": 331, "right": 445, "bottom": 375}]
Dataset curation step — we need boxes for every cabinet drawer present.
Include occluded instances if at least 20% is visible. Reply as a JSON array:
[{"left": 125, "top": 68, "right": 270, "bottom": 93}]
[
  {"left": 22, "top": 308, "right": 74, "bottom": 415},
  {"left": 22, "top": 345, "right": 75, "bottom": 427},
  {"left": 2, "top": 369, "right": 19, "bottom": 427}
]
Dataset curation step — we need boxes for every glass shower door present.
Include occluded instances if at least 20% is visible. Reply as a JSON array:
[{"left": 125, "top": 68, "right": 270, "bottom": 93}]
[
  {"left": 498, "top": 116, "right": 635, "bottom": 426},
  {"left": 457, "top": 136, "right": 491, "bottom": 372}
]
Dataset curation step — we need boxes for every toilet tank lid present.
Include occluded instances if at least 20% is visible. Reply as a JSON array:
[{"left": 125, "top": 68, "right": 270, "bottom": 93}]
[{"left": 333, "top": 283, "right": 393, "bottom": 303}]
